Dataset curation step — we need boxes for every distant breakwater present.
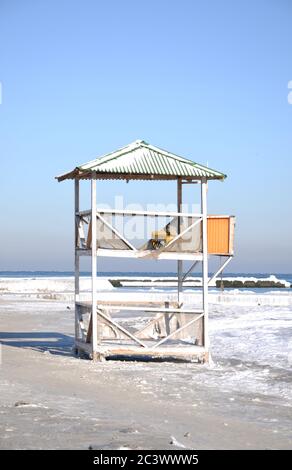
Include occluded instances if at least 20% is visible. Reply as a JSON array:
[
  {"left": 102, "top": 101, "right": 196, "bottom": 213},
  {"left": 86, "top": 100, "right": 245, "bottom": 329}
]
[
  {"left": 215, "top": 279, "right": 290, "bottom": 288},
  {"left": 110, "top": 276, "right": 291, "bottom": 289}
]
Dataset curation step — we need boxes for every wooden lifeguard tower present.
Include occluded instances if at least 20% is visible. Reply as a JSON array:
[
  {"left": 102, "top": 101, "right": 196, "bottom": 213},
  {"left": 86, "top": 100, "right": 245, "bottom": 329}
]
[{"left": 56, "top": 140, "right": 235, "bottom": 362}]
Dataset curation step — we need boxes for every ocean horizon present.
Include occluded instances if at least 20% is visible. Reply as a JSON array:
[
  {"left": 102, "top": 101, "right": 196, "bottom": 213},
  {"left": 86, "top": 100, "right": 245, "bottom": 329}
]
[{"left": 1, "top": 270, "right": 292, "bottom": 283}]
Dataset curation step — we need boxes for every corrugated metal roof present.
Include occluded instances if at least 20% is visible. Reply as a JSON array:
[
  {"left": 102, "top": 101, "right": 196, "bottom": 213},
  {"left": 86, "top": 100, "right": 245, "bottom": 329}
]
[{"left": 56, "top": 140, "right": 226, "bottom": 181}]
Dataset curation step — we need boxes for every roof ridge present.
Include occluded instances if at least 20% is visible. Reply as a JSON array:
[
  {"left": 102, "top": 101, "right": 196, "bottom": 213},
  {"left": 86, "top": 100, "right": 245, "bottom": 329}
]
[{"left": 78, "top": 140, "right": 145, "bottom": 170}]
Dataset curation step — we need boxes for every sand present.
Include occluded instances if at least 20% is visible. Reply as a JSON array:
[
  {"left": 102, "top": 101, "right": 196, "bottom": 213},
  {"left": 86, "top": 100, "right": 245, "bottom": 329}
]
[{"left": 0, "top": 288, "right": 292, "bottom": 449}]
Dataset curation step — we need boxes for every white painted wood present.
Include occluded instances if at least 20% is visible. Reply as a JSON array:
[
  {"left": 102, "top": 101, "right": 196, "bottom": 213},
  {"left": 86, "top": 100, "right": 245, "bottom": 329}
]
[
  {"left": 208, "top": 256, "right": 233, "bottom": 285},
  {"left": 207, "top": 214, "right": 232, "bottom": 218},
  {"left": 78, "top": 208, "right": 203, "bottom": 218},
  {"left": 74, "top": 179, "right": 80, "bottom": 344},
  {"left": 201, "top": 178, "right": 209, "bottom": 351},
  {"left": 91, "top": 178, "right": 98, "bottom": 356},
  {"left": 228, "top": 216, "right": 236, "bottom": 255},
  {"left": 76, "top": 248, "right": 204, "bottom": 261},
  {"left": 76, "top": 302, "right": 203, "bottom": 314},
  {"left": 85, "top": 344, "right": 207, "bottom": 361},
  {"left": 177, "top": 178, "right": 183, "bottom": 305},
  {"left": 182, "top": 260, "right": 199, "bottom": 282}
]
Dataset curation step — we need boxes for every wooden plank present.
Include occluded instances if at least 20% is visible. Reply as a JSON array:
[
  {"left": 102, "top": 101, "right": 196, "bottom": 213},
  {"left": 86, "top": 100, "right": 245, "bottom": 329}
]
[
  {"left": 76, "top": 248, "right": 204, "bottom": 261},
  {"left": 76, "top": 337, "right": 208, "bottom": 362},
  {"left": 74, "top": 180, "right": 80, "bottom": 342},
  {"left": 76, "top": 301, "right": 203, "bottom": 314},
  {"left": 91, "top": 179, "right": 98, "bottom": 356},
  {"left": 229, "top": 216, "right": 236, "bottom": 255},
  {"left": 182, "top": 260, "right": 199, "bottom": 282},
  {"left": 86, "top": 314, "right": 92, "bottom": 343},
  {"left": 93, "top": 345, "right": 207, "bottom": 362},
  {"left": 86, "top": 218, "right": 92, "bottom": 249},
  {"left": 201, "top": 178, "right": 209, "bottom": 350},
  {"left": 208, "top": 256, "right": 233, "bottom": 286},
  {"left": 77, "top": 299, "right": 177, "bottom": 307},
  {"left": 177, "top": 177, "right": 183, "bottom": 306},
  {"left": 78, "top": 208, "right": 204, "bottom": 218}
]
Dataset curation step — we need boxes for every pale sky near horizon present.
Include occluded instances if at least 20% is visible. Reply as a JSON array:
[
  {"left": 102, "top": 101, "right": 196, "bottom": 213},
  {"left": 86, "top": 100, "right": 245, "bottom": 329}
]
[{"left": 0, "top": 0, "right": 292, "bottom": 273}]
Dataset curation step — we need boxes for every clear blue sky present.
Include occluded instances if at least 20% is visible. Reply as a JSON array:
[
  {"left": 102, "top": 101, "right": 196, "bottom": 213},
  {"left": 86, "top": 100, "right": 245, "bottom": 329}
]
[{"left": 0, "top": 0, "right": 291, "bottom": 273}]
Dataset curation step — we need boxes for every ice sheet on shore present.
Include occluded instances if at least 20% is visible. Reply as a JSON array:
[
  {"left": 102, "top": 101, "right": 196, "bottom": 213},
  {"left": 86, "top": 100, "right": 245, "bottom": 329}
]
[
  {"left": 0, "top": 277, "right": 114, "bottom": 293},
  {"left": 1, "top": 277, "right": 292, "bottom": 306}
]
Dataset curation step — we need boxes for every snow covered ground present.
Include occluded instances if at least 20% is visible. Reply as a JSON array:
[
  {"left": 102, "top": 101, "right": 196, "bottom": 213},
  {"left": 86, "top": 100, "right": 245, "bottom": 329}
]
[
  {"left": 207, "top": 303, "right": 292, "bottom": 402},
  {"left": 0, "top": 277, "right": 291, "bottom": 448}
]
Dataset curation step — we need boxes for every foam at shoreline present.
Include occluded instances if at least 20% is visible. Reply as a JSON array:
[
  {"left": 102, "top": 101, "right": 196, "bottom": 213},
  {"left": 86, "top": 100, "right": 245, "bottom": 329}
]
[{"left": 1, "top": 276, "right": 292, "bottom": 306}]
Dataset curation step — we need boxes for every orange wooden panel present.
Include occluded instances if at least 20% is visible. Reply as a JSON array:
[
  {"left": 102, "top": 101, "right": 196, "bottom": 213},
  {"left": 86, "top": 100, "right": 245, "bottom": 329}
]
[{"left": 207, "top": 217, "right": 230, "bottom": 254}]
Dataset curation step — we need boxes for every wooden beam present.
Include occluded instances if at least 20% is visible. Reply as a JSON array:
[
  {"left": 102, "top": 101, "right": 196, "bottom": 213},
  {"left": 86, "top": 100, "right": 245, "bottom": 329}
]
[
  {"left": 86, "top": 218, "right": 92, "bottom": 249},
  {"left": 75, "top": 340, "right": 207, "bottom": 362},
  {"left": 76, "top": 301, "right": 203, "bottom": 314},
  {"left": 182, "top": 260, "right": 199, "bottom": 282},
  {"left": 208, "top": 256, "right": 233, "bottom": 286},
  {"left": 177, "top": 177, "right": 183, "bottom": 306},
  {"left": 86, "top": 314, "right": 92, "bottom": 343},
  {"left": 229, "top": 216, "right": 236, "bottom": 255},
  {"left": 201, "top": 178, "right": 209, "bottom": 351},
  {"left": 91, "top": 178, "right": 98, "bottom": 359},
  {"left": 78, "top": 208, "right": 203, "bottom": 218},
  {"left": 74, "top": 179, "right": 80, "bottom": 345}
]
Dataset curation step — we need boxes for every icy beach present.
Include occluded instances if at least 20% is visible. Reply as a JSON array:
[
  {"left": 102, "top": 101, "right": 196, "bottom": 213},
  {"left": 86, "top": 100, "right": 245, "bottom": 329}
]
[{"left": 0, "top": 276, "right": 292, "bottom": 449}]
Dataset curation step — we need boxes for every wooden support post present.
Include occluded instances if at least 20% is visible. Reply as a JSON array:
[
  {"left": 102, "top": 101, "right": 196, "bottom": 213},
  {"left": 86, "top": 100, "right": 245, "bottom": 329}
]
[
  {"left": 177, "top": 177, "right": 183, "bottom": 306},
  {"left": 74, "top": 179, "right": 80, "bottom": 351},
  {"left": 201, "top": 178, "right": 209, "bottom": 352},
  {"left": 91, "top": 177, "right": 98, "bottom": 360}
]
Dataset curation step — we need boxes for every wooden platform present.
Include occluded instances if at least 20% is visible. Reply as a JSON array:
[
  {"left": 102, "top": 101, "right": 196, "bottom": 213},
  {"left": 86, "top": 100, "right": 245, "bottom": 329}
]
[
  {"left": 76, "top": 248, "right": 204, "bottom": 261},
  {"left": 75, "top": 339, "right": 208, "bottom": 363}
]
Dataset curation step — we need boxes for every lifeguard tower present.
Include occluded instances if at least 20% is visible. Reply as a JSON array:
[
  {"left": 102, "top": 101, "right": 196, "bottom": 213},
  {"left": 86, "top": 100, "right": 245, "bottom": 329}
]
[{"left": 56, "top": 140, "right": 235, "bottom": 362}]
